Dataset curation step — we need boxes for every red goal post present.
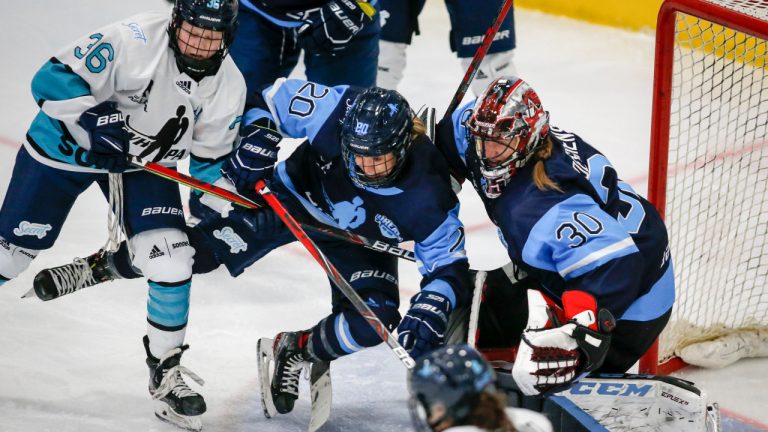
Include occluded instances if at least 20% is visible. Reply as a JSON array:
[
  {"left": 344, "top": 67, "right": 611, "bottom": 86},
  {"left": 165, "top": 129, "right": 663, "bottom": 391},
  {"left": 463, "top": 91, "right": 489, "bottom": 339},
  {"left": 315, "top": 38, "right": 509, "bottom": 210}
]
[{"left": 641, "top": 0, "right": 768, "bottom": 374}]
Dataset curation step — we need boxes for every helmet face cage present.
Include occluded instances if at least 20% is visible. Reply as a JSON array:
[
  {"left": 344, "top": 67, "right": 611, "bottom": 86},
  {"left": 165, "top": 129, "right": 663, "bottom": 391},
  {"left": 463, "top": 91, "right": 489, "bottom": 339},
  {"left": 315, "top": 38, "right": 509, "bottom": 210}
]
[
  {"left": 466, "top": 77, "right": 549, "bottom": 199},
  {"left": 168, "top": 0, "right": 238, "bottom": 80},
  {"left": 341, "top": 88, "right": 414, "bottom": 189}
]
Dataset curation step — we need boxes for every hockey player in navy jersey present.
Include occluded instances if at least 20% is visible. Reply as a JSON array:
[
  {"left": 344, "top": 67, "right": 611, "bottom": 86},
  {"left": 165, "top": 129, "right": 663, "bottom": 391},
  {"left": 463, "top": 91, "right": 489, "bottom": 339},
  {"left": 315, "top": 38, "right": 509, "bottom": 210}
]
[
  {"left": 230, "top": 0, "right": 379, "bottom": 110},
  {"left": 435, "top": 76, "right": 674, "bottom": 396},
  {"left": 36, "top": 80, "right": 472, "bottom": 414},
  {"left": 0, "top": 1, "right": 245, "bottom": 429},
  {"left": 377, "top": 0, "right": 516, "bottom": 95}
]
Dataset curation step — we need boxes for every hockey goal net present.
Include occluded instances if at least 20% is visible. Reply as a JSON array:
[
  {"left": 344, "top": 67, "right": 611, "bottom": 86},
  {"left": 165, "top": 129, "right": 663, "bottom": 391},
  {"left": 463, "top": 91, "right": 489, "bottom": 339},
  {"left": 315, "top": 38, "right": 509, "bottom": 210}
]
[{"left": 641, "top": 0, "right": 768, "bottom": 374}]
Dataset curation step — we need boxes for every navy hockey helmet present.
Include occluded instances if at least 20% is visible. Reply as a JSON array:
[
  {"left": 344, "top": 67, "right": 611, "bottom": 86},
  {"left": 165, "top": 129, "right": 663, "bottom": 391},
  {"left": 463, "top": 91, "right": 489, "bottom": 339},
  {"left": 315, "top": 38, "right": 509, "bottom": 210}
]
[
  {"left": 341, "top": 87, "right": 414, "bottom": 189},
  {"left": 466, "top": 76, "right": 550, "bottom": 198},
  {"left": 407, "top": 345, "right": 496, "bottom": 432},
  {"left": 169, "top": 0, "right": 238, "bottom": 80}
]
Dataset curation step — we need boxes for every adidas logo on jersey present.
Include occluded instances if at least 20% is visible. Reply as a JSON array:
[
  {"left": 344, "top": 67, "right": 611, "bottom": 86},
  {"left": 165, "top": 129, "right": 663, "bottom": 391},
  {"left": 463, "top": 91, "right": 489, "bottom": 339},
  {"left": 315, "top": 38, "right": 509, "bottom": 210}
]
[
  {"left": 149, "top": 245, "right": 165, "bottom": 260},
  {"left": 176, "top": 80, "right": 192, "bottom": 95}
]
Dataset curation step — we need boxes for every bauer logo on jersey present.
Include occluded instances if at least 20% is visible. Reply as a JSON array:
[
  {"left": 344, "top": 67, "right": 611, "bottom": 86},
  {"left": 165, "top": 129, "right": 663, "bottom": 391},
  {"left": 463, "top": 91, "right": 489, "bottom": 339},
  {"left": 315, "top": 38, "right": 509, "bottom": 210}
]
[
  {"left": 375, "top": 214, "right": 403, "bottom": 242},
  {"left": 213, "top": 227, "right": 248, "bottom": 254},
  {"left": 13, "top": 221, "right": 53, "bottom": 239}
]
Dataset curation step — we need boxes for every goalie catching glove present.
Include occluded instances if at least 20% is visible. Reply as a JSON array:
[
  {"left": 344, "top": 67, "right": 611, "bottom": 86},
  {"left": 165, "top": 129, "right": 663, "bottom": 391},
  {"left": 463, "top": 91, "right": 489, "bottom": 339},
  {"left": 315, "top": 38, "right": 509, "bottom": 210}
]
[
  {"left": 512, "top": 289, "right": 615, "bottom": 396},
  {"left": 299, "top": 0, "right": 376, "bottom": 52}
]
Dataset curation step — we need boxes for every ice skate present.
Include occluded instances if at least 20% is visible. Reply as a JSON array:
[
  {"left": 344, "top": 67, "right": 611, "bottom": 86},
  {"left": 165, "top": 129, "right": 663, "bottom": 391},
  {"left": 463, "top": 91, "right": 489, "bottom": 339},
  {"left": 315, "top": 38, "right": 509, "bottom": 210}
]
[
  {"left": 144, "top": 336, "right": 206, "bottom": 431},
  {"left": 30, "top": 249, "right": 120, "bottom": 301}
]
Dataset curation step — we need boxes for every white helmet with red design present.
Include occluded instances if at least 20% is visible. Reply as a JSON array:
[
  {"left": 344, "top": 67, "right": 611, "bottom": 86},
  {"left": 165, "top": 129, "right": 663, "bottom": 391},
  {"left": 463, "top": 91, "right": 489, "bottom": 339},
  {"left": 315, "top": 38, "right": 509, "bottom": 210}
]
[{"left": 465, "top": 77, "right": 550, "bottom": 198}]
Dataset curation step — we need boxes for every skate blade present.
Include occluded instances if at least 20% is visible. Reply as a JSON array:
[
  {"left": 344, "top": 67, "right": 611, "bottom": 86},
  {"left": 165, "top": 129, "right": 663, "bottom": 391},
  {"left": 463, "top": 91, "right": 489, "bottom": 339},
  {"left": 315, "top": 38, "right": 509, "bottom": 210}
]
[
  {"left": 308, "top": 361, "right": 332, "bottom": 432},
  {"left": 21, "top": 287, "right": 37, "bottom": 299},
  {"left": 154, "top": 405, "right": 203, "bottom": 432},
  {"left": 257, "top": 337, "right": 278, "bottom": 419}
]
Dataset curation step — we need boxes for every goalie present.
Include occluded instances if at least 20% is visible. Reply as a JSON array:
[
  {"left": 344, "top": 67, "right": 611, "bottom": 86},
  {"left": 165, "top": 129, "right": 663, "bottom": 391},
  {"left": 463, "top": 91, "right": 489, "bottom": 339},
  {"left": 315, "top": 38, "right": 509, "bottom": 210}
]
[{"left": 435, "top": 76, "right": 675, "bottom": 397}]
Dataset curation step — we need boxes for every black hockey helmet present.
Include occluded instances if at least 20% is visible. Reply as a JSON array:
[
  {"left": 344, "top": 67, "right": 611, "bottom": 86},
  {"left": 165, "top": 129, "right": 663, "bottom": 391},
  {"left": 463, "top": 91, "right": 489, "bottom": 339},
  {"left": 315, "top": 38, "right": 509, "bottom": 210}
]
[
  {"left": 341, "top": 87, "right": 414, "bottom": 189},
  {"left": 168, "top": 0, "right": 239, "bottom": 81},
  {"left": 407, "top": 344, "right": 496, "bottom": 431}
]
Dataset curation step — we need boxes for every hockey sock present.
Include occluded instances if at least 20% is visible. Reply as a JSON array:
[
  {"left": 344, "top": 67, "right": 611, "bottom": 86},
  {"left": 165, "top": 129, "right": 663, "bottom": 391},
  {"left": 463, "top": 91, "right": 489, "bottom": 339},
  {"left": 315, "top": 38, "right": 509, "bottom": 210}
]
[{"left": 146, "top": 279, "right": 191, "bottom": 356}]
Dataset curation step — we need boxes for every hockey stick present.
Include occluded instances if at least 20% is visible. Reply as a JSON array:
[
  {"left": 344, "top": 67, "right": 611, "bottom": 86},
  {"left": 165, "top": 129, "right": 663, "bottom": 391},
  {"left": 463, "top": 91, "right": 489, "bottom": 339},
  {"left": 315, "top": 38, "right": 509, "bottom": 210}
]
[
  {"left": 443, "top": 0, "right": 514, "bottom": 119},
  {"left": 128, "top": 157, "right": 416, "bottom": 262},
  {"left": 255, "top": 180, "right": 416, "bottom": 370}
]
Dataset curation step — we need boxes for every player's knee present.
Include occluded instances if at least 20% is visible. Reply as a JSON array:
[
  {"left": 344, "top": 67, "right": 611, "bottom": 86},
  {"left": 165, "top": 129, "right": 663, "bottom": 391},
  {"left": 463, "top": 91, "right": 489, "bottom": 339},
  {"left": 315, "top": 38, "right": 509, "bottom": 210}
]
[
  {"left": 464, "top": 50, "right": 518, "bottom": 96},
  {"left": 0, "top": 236, "right": 39, "bottom": 281},
  {"left": 345, "top": 301, "right": 401, "bottom": 348},
  {"left": 377, "top": 40, "right": 408, "bottom": 90},
  {"left": 130, "top": 228, "right": 194, "bottom": 283}
]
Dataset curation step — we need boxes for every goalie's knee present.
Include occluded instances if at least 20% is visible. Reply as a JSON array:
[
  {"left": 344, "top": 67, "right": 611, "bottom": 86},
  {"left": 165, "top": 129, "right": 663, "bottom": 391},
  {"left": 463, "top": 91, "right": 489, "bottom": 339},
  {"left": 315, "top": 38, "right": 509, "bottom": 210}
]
[
  {"left": 130, "top": 228, "right": 194, "bottom": 283},
  {"left": 0, "top": 236, "right": 39, "bottom": 282}
]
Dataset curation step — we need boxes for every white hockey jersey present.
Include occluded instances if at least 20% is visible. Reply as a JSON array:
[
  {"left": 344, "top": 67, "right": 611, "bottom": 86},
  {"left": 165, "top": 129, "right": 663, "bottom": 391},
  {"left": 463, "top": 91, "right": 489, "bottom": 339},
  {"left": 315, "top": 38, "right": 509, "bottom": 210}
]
[
  {"left": 444, "top": 407, "right": 553, "bottom": 432},
  {"left": 24, "top": 11, "right": 245, "bottom": 177}
]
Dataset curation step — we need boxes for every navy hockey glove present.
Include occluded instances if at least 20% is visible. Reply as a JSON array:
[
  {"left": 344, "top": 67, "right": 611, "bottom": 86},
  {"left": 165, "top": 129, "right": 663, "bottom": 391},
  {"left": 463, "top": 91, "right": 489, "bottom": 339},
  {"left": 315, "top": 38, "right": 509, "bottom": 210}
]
[
  {"left": 221, "top": 119, "right": 281, "bottom": 199},
  {"left": 397, "top": 290, "right": 452, "bottom": 359},
  {"left": 79, "top": 102, "right": 131, "bottom": 173},
  {"left": 513, "top": 290, "right": 615, "bottom": 396},
  {"left": 299, "top": 0, "right": 376, "bottom": 52}
]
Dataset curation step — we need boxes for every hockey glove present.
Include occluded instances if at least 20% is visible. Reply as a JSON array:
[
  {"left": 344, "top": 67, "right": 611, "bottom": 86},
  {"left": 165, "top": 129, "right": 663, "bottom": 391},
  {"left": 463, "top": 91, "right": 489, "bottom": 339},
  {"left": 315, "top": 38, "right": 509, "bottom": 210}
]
[
  {"left": 79, "top": 101, "right": 131, "bottom": 173},
  {"left": 397, "top": 290, "right": 451, "bottom": 359},
  {"left": 299, "top": 0, "right": 376, "bottom": 52},
  {"left": 221, "top": 118, "right": 281, "bottom": 200},
  {"left": 512, "top": 290, "right": 615, "bottom": 396}
]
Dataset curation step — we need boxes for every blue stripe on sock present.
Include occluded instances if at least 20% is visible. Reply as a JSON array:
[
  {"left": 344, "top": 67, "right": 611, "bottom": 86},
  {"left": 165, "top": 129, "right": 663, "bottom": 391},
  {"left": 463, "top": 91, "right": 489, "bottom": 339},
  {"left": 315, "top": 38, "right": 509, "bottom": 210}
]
[
  {"left": 147, "top": 281, "right": 191, "bottom": 328},
  {"left": 333, "top": 313, "right": 365, "bottom": 354}
]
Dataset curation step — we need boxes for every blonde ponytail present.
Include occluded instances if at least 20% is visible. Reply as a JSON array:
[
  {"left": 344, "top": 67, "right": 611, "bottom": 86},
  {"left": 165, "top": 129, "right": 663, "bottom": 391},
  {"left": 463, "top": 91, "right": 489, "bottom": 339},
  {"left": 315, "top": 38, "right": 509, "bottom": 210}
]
[{"left": 532, "top": 138, "right": 562, "bottom": 192}]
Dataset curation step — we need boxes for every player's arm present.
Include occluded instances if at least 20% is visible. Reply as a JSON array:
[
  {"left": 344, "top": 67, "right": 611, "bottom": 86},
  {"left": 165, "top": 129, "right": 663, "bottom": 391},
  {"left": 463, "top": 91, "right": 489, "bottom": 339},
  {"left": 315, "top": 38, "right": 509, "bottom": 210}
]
[
  {"left": 397, "top": 202, "right": 472, "bottom": 359},
  {"left": 434, "top": 99, "right": 476, "bottom": 183},
  {"left": 31, "top": 22, "right": 128, "bottom": 127}
]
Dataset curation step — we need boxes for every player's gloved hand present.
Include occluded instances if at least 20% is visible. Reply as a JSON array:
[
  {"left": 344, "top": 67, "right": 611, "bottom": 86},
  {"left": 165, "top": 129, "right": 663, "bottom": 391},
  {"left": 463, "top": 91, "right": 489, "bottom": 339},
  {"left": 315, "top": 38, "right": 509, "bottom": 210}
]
[
  {"left": 512, "top": 290, "right": 615, "bottom": 396},
  {"left": 397, "top": 289, "right": 452, "bottom": 359},
  {"left": 79, "top": 101, "right": 131, "bottom": 173},
  {"left": 244, "top": 207, "right": 286, "bottom": 239},
  {"left": 299, "top": 0, "right": 376, "bottom": 52},
  {"left": 221, "top": 118, "right": 281, "bottom": 200}
]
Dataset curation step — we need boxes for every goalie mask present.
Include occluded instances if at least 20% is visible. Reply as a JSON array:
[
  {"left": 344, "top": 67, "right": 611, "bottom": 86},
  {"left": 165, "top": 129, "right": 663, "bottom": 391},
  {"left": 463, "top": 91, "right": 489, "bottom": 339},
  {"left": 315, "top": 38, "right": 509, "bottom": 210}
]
[
  {"left": 169, "top": 0, "right": 238, "bottom": 81},
  {"left": 466, "top": 77, "right": 550, "bottom": 199},
  {"left": 407, "top": 345, "right": 496, "bottom": 432},
  {"left": 341, "top": 87, "right": 414, "bottom": 189}
]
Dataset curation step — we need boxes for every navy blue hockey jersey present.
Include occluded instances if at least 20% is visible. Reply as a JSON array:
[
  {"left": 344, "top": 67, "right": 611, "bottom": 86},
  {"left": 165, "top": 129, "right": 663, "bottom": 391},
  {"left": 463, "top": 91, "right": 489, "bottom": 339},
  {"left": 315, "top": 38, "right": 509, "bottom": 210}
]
[
  {"left": 246, "top": 78, "right": 471, "bottom": 308},
  {"left": 436, "top": 101, "right": 674, "bottom": 321},
  {"left": 241, "top": 0, "right": 379, "bottom": 27}
]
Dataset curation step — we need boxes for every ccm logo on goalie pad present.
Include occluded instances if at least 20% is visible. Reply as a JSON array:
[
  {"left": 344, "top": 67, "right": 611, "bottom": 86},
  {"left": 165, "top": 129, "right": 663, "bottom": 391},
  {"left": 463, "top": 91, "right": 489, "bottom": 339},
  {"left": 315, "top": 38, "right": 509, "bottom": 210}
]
[{"left": 570, "top": 381, "right": 653, "bottom": 397}]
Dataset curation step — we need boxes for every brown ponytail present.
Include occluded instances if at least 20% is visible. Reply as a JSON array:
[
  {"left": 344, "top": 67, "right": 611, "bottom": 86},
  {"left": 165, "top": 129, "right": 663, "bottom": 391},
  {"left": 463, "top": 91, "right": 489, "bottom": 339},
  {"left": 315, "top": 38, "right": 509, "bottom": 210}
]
[
  {"left": 411, "top": 116, "right": 427, "bottom": 140},
  {"left": 532, "top": 137, "right": 562, "bottom": 192},
  {"left": 465, "top": 391, "right": 517, "bottom": 432}
]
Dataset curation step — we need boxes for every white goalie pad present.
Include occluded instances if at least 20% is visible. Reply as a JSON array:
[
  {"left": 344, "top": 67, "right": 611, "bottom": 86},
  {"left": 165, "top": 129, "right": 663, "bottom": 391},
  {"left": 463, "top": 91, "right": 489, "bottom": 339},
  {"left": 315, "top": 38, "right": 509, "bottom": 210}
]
[{"left": 559, "top": 374, "right": 721, "bottom": 432}]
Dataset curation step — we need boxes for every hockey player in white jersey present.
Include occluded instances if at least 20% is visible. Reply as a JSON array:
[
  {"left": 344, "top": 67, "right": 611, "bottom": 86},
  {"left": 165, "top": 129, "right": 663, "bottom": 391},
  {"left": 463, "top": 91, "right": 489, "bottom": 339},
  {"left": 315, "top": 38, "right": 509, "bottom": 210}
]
[
  {"left": 408, "top": 344, "right": 552, "bottom": 432},
  {"left": 0, "top": 0, "right": 245, "bottom": 430}
]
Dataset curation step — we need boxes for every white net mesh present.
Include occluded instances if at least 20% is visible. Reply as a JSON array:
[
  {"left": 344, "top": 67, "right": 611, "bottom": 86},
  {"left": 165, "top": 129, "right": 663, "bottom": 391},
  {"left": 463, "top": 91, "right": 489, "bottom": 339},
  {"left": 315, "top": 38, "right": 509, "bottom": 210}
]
[{"left": 659, "top": 0, "right": 768, "bottom": 362}]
